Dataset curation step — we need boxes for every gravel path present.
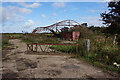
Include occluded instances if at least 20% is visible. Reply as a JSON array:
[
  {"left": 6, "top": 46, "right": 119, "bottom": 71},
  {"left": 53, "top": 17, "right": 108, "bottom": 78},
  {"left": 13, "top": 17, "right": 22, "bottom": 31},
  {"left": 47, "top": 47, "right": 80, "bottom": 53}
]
[{"left": 2, "top": 39, "right": 118, "bottom": 78}]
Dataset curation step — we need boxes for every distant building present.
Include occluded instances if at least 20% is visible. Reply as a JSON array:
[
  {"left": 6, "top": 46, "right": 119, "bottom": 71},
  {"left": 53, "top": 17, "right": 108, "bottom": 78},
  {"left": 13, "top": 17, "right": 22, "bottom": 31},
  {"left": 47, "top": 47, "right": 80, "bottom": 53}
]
[
  {"left": 61, "top": 32, "right": 72, "bottom": 40},
  {"left": 61, "top": 31, "right": 80, "bottom": 41}
]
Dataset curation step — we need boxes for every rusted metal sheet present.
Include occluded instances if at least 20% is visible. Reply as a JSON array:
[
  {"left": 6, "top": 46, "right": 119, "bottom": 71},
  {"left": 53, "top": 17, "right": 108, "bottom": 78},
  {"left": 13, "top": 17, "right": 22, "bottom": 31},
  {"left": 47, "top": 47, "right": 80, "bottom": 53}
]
[{"left": 72, "top": 31, "right": 80, "bottom": 41}]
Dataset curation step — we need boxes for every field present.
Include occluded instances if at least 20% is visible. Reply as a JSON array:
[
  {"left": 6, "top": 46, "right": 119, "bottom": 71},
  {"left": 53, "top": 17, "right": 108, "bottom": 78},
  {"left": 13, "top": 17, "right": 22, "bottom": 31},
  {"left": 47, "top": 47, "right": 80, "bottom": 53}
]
[{"left": 2, "top": 33, "right": 120, "bottom": 78}]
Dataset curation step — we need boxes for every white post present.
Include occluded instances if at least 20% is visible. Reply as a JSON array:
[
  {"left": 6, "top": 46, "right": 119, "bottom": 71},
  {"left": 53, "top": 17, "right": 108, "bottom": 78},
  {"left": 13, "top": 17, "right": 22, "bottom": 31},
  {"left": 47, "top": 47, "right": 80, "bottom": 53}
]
[
  {"left": 113, "top": 34, "right": 117, "bottom": 45},
  {"left": 86, "top": 39, "right": 90, "bottom": 52}
]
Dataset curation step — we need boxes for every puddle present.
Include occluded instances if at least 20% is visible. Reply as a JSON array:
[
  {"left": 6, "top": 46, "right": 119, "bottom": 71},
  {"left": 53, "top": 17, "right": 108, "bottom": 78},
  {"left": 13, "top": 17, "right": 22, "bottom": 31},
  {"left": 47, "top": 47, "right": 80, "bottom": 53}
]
[
  {"left": 16, "top": 58, "right": 37, "bottom": 71},
  {"left": 24, "top": 61, "right": 37, "bottom": 68},
  {"left": 2, "top": 72, "right": 18, "bottom": 78},
  {"left": 42, "top": 69, "right": 62, "bottom": 76}
]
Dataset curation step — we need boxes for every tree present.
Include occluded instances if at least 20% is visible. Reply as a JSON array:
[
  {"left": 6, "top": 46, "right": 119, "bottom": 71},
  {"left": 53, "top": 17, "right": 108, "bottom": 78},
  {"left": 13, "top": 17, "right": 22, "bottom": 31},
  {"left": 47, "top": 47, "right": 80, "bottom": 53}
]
[
  {"left": 101, "top": 1, "right": 120, "bottom": 45},
  {"left": 88, "top": 26, "right": 102, "bottom": 34},
  {"left": 101, "top": 1, "right": 120, "bottom": 35},
  {"left": 81, "top": 23, "right": 88, "bottom": 27}
]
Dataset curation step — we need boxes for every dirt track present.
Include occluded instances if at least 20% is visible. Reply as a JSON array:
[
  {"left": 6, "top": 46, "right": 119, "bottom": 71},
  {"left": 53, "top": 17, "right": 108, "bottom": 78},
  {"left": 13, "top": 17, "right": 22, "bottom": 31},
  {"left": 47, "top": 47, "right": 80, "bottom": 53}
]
[{"left": 2, "top": 39, "right": 118, "bottom": 78}]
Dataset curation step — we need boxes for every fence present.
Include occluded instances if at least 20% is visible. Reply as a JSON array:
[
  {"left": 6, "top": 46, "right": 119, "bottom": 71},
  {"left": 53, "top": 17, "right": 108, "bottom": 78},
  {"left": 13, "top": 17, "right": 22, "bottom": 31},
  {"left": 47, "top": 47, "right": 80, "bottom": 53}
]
[{"left": 26, "top": 43, "right": 79, "bottom": 54}]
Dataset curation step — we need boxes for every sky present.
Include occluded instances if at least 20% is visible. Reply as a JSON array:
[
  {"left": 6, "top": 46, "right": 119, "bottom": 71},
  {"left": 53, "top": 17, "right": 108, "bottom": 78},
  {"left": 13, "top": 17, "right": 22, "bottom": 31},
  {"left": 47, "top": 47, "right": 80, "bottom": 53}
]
[{"left": 1, "top": 2, "right": 109, "bottom": 33}]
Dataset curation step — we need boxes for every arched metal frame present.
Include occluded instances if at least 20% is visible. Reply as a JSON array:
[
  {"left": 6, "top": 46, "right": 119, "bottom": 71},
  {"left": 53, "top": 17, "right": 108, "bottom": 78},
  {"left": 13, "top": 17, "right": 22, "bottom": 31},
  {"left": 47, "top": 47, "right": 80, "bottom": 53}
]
[
  {"left": 32, "top": 20, "right": 87, "bottom": 39},
  {"left": 32, "top": 20, "right": 80, "bottom": 33}
]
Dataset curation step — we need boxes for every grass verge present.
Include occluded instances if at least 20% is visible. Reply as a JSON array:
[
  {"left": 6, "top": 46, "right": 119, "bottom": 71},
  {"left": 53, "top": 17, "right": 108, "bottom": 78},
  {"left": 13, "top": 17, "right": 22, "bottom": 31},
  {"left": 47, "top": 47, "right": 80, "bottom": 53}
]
[{"left": 2, "top": 35, "right": 11, "bottom": 49}]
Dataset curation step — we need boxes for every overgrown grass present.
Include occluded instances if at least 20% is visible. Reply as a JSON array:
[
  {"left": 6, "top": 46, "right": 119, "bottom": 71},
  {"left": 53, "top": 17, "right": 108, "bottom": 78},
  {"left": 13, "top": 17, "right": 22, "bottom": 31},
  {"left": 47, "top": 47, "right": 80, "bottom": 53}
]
[
  {"left": 2, "top": 35, "right": 10, "bottom": 49},
  {"left": 2, "top": 33, "right": 23, "bottom": 49},
  {"left": 5, "top": 33, "right": 23, "bottom": 37},
  {"left": 78, "top": 56, "right": 120, "bottom": 72},
  {"left": 89, "top": 38, "right": 119, "bottom": 64},
  {"left": 6, "top": 33, "right": 22, "bottom": 37},
  {"left": 21, "top": 34, "right": 62, "bottom": 44},
  {"left": 50, "top": 45, "right": 77, "bottom": 53},
  {"left": 4, "top": 33, "right": 23, "bottom": 39},
  {"left": 78, "top": 37, "right": 120, "bottom": 72}
]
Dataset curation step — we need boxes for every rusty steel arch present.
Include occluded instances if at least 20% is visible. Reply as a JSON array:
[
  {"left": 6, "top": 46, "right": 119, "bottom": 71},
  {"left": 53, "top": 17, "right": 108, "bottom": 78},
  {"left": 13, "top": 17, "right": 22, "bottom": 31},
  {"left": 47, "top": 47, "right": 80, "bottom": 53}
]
[{"left": 32, "top": 20, "right": 80, "bottom": 34}]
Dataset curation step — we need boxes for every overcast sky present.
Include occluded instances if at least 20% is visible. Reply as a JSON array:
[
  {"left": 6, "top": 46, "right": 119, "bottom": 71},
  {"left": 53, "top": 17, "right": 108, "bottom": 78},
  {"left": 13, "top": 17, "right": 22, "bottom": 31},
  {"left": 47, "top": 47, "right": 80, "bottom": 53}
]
[{"left": 1, "top": 2, "right": 109, "bottom": 33}]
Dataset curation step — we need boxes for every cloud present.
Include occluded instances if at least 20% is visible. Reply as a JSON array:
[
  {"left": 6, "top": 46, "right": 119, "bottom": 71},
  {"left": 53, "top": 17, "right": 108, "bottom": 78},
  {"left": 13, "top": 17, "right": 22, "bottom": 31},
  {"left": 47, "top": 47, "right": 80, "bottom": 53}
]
[
  {"left": 57, "top": 20, "right": 63, "bottom": 22},
  {"left": 18, "top": 2, "right": 42, "bottom": 8},
  {"left": 52, "top": 13, "right": 57, "bottom": 16},
  {"left": 26, "top": 3, "right": 42, "bottom": 8},
  {"left": 1, "top": 6, "right": 24, "bottom": 26},
  {"left": 19, "top": 8, "right": 32, "bottom": 14},
  {"left": 81, "top": 16, "right": 103, "bottom": 26},
  {"left": 104, "top": 0, "right": 113, "bottom": 2},
  {"left": 22, "top": 19, "right": 34, "bottom": 28},
  {"left": 104, "top": 0, "right": 119, "bottom": 2},
  {"left": 64, "top": 10, "right": 67, "bottom": 12},
  {"left": 8, "top": 6, "right": 32, "bottom": 14},
  {"left": 2, "top": 0, "right": 120, "bottom": 2},
  {"left": 89, "top": 9, "right": 105, "bottom": 13},
  {"left": 52, "top": 2, "right": 65, "bottom": 8},
  {"left": 41, "top": 14, "right": 46, "bottom": 18}
]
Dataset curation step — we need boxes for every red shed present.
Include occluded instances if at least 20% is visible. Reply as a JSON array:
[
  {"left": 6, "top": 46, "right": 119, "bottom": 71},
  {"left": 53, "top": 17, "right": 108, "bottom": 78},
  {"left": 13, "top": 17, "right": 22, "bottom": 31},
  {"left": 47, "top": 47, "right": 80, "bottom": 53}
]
[{"left": 72, "top": 31, "right": 80, "bottom": 41}]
